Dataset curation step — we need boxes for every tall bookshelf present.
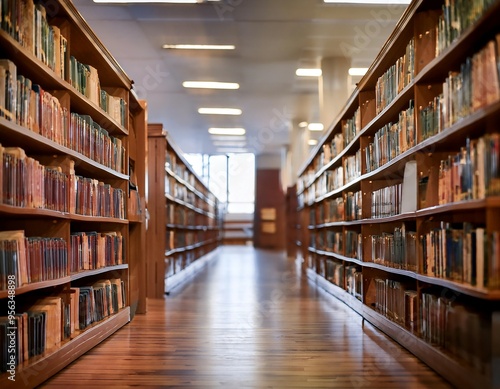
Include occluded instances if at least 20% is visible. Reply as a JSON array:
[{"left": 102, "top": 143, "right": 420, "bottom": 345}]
[
  {"left": 146, "top": 123, "right": 221, "bottom": 297},
  {"left": 127, "top": 93, "right": 147, "bottom": 316},
  {"left": 297, "top": 1, "right": 500, "bottom": 388},
  {"left": 0, "top": 0, "right": 143, "bottom": 386}
]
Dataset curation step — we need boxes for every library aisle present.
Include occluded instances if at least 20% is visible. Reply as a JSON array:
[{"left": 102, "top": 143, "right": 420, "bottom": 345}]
[{"left": 41, "top": 246, "right": 451, "bottom": 388}]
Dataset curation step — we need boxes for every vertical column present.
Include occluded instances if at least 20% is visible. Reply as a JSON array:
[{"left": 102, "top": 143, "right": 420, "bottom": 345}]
[
  {"left": 288, "top": 120, "right": 310, "bottom": 185},
  {"left": 319, "top": 57, "right": 351, "bottom": 130}
]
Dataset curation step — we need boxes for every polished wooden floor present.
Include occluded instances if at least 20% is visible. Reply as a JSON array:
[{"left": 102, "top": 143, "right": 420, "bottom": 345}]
[{"left": 41, "top": 246, "right": 452, "bottom": 388}]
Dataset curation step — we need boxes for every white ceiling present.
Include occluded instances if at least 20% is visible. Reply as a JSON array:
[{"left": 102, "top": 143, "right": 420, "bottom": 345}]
[{"left": 73, "top": 0, "right": 407, "bottom": 156}]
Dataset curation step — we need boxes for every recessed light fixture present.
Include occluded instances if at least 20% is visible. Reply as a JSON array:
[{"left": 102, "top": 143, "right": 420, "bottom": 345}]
[
  {"left": 163, "top": 44, "right": 235, "bottom": 50},
  {"left": 183, "top": 81, "right": 239, "bottom": 90},
  {"left": 198, "top": 108, "right": 242, "bottom": 115},
  {"left": 296, "top": 68, "right": 322, "bottom": 77},
  {"left": 208, "top": 127, "right": 246, "bottom": 136},
  {"left": 308, "top": 139, "right": 318, "bottom": 146},
  {"left": 324, "top": 0, "right": 409, "bottom": 3},
  {"left": 349, "top": 67, "right": 369, "bottom": 76},
  {"left": 308, "top": 123, "right": 324, "bottom": 131},
  {"left": 298, "top": 121, "right": 309, "bottom": 128}
]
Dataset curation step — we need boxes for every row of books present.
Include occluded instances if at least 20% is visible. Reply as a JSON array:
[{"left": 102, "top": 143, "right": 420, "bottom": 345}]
[
  {"left": 69, "top": 231, "right": 124, "bottom": 274},
  {"left": 167, "top": 178, "right": 197, "bottom": 204},
  {"left": 371, "top": 183, "right": 403, "bottom": 218},
  {"left": 296, "top": 170, "right": 312, "bottom": 195},
  {"left": 1, "top": 0, "right": 68, "bottom": 79},
  {"left": 1, "top": 146, "right": 126, "bottom": 218},
  {"left": 343, "top": 150, "right": 361, "bottom": 184},
  {"left": 375, "top": 38, "right": 415, "bottom": 114},
  {"left": 365, "top": 100, "right": 415, "bottom": 173},
  {"left": 346, "top": 265, "right": 362, "bottom": 301},
  {"left": 166, "top": 230, "right": 202, "bottom": 251},
  {"left": 319, "top": 230, "right": 343, "bottom": 254},
  {"left": 345, "top": 191, "right": 363, "bottom": 221},
  {"left": 316, "top": 166, "right": 344, "bottom": 197},
  {"left": 69, "top": 113, "right": 125, "bottom": 173},
  {"left": 438, "top": 134, "right": 500, "bottom": 205},
  {"left": 166, "top": 203, "right": 197, "bottom": 226},
  {"left": 69, "top": 57, "right": 100, "bottom": 107},
  {"left": 345, "top": 230, "right": 362, "bottom": 260},
  {"left": 342, "top": 106, "right": 361, "bottom": 147},
  {"left": 69, "top": 57, "right": 127, "bottom": 127},
  {"left": 324, "top": 259, "right": 344, "bottom": 289},
  {"left": 170, "top": 250, "right": 198, "bottom": 276},
  {"left": 319, "top": 132, "right": 344, "bottom": 170},
  {"left": 0, "top": 60, "right": 127, "bottom": 174},
  {"left": 300, "top": 187, "right": 315, "bottom": 207},
  {"left": 0, "top": 229, "right": 126, "bottom": 290},
  {"left": 2, "top": 147, "right": 68, "bottom": 211},
  {"left": 318, "top": 196, "right": 344, "bottom": 224},
  {"left": 436, "top": 0, "right": 496, "bottom": 57},
  {"left": 420, "top": 222, "right": 500, "bottom": 289},
  {"left": 0, "top": 231, "right": 68, "bottom": 290},
  {"left": 0, "top": 278, "right": 125, "bottom": 372},
  {"left": 370, "top": 224, "right": 417, "bottom": 272},
  {"left": 420, "top": 292, "right": 490, "bottom": 374},
  {"left": 78, "top": 279, "right": 126, "bottom": 330},
  {"left": 374, "top": 278, "right": 417, "bottom": 329},
  {"left": 100, "top": 90, "right": 127, "bottom": 128},
  {"left": 74, "top": 176, "right": 125, "bottom": 219},
  {"left": 441, "top": 36, "right": 500, "bottom": 129},
  {"left": 419, "top": 94, "right": 443, "bottom": 141},
  {"left": 309, "top": 207, "right": 316, "bottom": 226},
  {"left": 167, "top": 152, "right": 199, "bottom": 190}
]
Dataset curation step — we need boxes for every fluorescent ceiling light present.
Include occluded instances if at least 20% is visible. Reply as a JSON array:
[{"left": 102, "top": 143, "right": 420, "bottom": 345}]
[
  {"left": 198, "top": 108, "right": 242, "bottom": 115},
  {"left": 183, "top": 81, "right": 239, "bottom": 90},
  {"left": 324, "top": 0, "right": 410, "bottom": 3},
  {"left": 217, "top": 148, "right": 249, "bottom": 153},
  {"left": 210, "top": 135, "right": 246, "bottom": 141},
  {"left": 213, "top": 141, "right": 247, "bottom": 147},
  {"left": 308, "top": 139, "right": 318, "bottom": 146},
  {"left": 308, "top": 123, "right": 324, "bottom": 131},
  {"left": 208, "top": 127, "right": 246, "bottom": 136},
  {"left": 163, "top": 44, "right": 235, "bottom": 50},
  {"left": 298, "top": 121, "right": 308, "bottom": 128},
  {"left": 296, "top": 68, "right": 322, "bottom": 77},
  {"left": 349, "top": 67, "right": 369, "bottom": 76}
]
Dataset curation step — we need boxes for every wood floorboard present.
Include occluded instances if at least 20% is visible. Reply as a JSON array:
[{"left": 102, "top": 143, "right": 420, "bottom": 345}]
[{"left": 40, "top": 246, "right": 452, "bottom": 388}]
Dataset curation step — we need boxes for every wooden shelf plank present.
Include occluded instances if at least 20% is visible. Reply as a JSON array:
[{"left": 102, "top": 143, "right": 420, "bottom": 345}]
[
  {"left": 70, "top": 264, "right": 129, "bottom": 282},
  {"left": 314, "top": 249, "right": 364, "bottom": 267},
  {"left": 0, "top": 204, "right": 69, "bottom": 219},
  {"left": 0, "top": 277, "right": 71, "bottom": 299},
  {"left": 361, "top": 261, "right": 418, "bottom": 279},
  {"left": 0, "top": 265, "right": 130, "bottom": 298}
]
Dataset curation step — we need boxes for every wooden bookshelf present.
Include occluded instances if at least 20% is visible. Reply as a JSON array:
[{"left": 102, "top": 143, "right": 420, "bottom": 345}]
[
  {"left": 0, "top": 0, "right": 145, "bottom": 385},
  {"left": 146, "top": 124, "right": 221, "bottom": 298},
  {"left": 296, "top": 1, "right": 500, "bottom": 388},
  {"left": 2, "top": 307, "right": 130, "bottom": 389},
  {"left": 127, "top": 93, "right": 147, "bottom": 317}
]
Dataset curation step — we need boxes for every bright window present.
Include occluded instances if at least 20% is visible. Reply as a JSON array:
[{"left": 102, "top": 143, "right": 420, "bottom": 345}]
[{"left": 184, "top": 153, "right": 255, "bottom": 214}]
